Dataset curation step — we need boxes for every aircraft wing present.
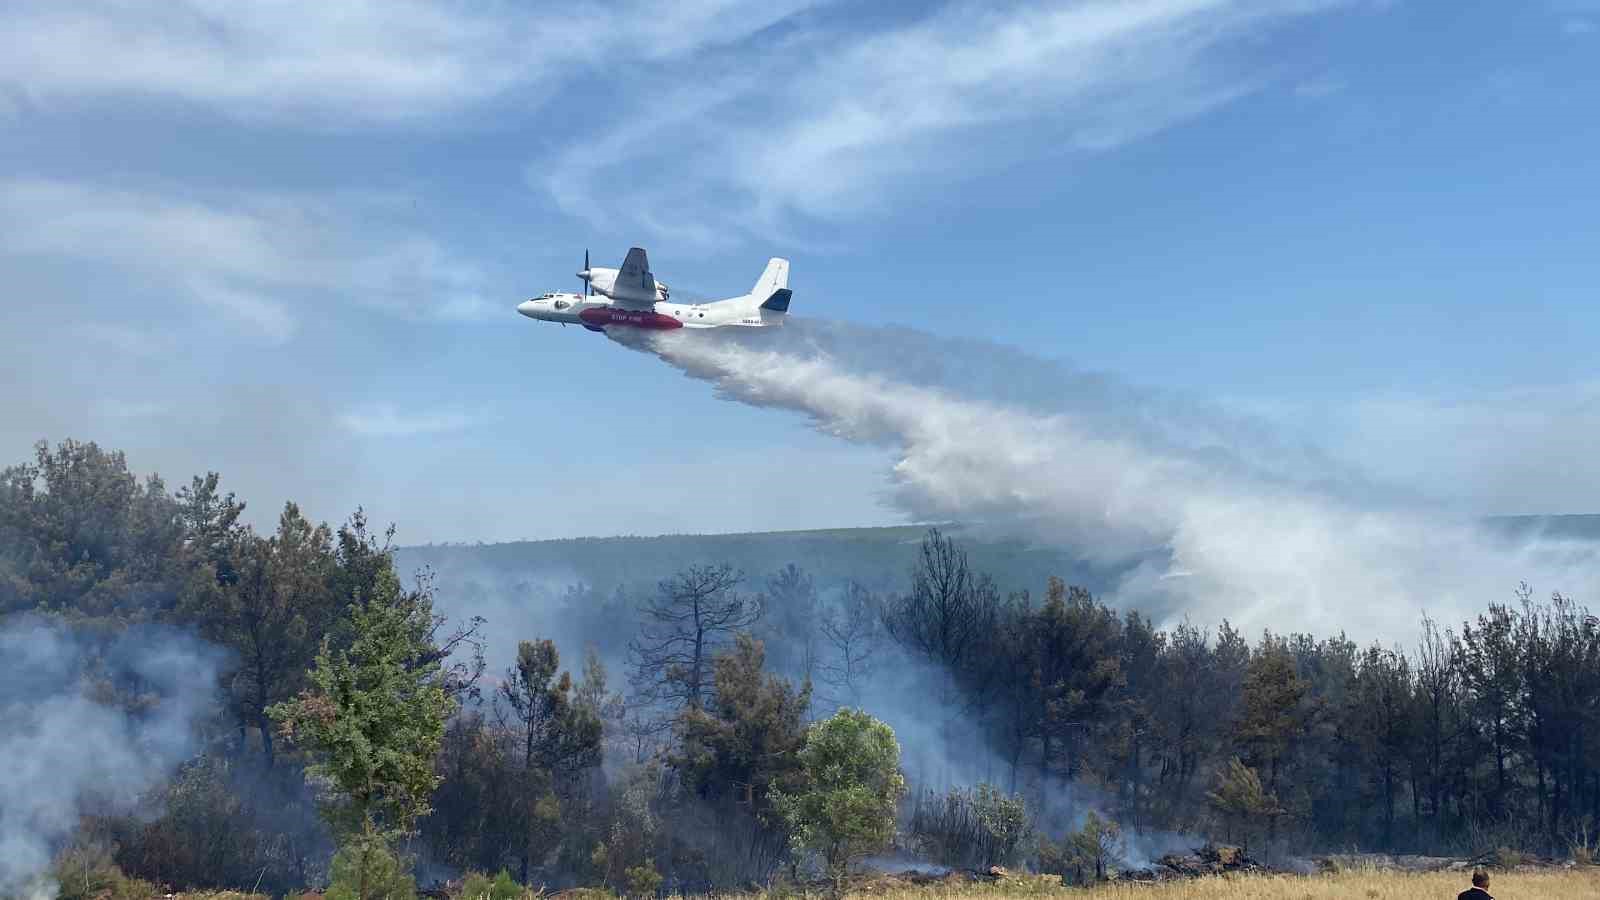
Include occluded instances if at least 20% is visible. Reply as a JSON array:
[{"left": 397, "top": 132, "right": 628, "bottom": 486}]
[{"left": 610, "top": 246, "right": 659, "bottom": 307}]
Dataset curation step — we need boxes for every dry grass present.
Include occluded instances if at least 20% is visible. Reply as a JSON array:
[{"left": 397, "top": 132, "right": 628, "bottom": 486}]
[
  {"left": 155, "top": 868, "right": 1600, "bottom": 900},
  {"left": 813, "top": 868, "right": 1600, "bottom": 900},
  {"left": 1085, "top": 870, "right": 1595, "bottom": 900}
]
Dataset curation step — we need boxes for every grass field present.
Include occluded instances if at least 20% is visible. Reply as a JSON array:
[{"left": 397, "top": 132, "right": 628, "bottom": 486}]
[{"left": 835, "top": 868, "right": 1600, "bottom": 900}]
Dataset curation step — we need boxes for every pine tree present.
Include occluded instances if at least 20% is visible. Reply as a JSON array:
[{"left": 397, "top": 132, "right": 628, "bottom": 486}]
[
  {"left": 1235, "top": 636, "right": 1307, "bottom": 797},
  {"left": 1206, "top": 757, "right": 1282, "bottom": 852},
  {"left": 496, "top": 639, "right": 602, "bottom": 883},
  {"left": 269, "top": 565, "right": 454, "bottom": 899}
]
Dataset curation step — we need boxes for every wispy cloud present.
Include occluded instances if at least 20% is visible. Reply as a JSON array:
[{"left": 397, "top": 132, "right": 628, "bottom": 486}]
[
  {"left": 0, "top": 0, "right": 821, "bottom": 125},
  {"left": 77, "top": 322, "right": 174, "bottom": 359},
  {"left": 183, "top": 277, "right": 298, "bottom": 343},
  {"left": 537, "top": 0, "right": 1353, "bottom": 243},
  {"left": 1564, "top": 18, "right": 1597, "bottom": 34},
  {"left": 338, "top": 404, "right": 490, "bottom": 438},
  {"left": 4, "top": 0, "right": 1356, "bottom": 250},
  {"left": 0, "top": 178, "right": 497, "bottom": 341}
]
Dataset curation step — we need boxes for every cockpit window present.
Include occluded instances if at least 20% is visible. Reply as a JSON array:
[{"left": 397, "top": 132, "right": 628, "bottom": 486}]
[{"left": 553, "top": 300, "right": 570, "bottom": 310}]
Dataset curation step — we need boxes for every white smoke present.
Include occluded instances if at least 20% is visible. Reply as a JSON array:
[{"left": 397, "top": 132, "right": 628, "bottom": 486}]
[
  {"left": 609, "top": 320, "right": 1597, "bottom": 641},
  {"left": 0, "top": 615, "right": 227, "bottom": 900}
]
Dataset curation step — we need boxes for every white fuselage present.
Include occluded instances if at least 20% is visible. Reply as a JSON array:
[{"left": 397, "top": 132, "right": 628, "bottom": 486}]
[
  {"left": 517, "top": 251, "right": 789, "bottom": 333},
  {"left": 515, "top": 292, "right": 771, "bottom": 330}
]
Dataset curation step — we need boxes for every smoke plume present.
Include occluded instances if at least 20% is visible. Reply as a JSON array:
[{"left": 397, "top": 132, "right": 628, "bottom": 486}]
[
  {"left": 0, "top": 615, "right": 227, "bottom": 900},
  {"left": 610, "top": 320, "right": 1596, "bottom": 641}
]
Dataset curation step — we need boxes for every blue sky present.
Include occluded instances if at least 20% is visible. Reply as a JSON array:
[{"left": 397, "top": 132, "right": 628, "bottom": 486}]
[{"left": 2, "top": 0, "right": 1598, "bottom": 545}]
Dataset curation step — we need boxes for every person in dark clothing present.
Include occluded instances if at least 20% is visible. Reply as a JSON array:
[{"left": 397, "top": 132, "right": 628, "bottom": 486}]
[{"left": 1457, "top": 868, "right": 1493, "bottom": 900}]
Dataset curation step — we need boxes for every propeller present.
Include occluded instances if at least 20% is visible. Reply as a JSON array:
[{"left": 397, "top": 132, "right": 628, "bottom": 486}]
[{"left": 578, "top": 248, "right": 590, "bottom": 298}]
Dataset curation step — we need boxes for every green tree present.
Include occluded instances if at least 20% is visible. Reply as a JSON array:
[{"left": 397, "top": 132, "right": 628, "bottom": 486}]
[
  {"left": 497, "top": 638, "right": 603, "bottom": 883},
  {"left": 0, "top": 438, "right": 183, "bottom": 621},
  {"left": 988, "top": 592, "right": 1039, "bottom": 793},
  {"left": 672, "top": 633, "right": 812, "bottom": 883},
  {"left": 180, "top": 502, "right": 336, "bottom": 766},
  {"left": 1459, "top": 603, "right": 1525, "bottom": 817},
  {"left": 1347, "top": 645, "right": 1416, "bottom": 846},
  {"left": 173, "top": 472, "right": 247, "bottom": 584},
  {"left": 592, "top": 764, "right": 663, "bottom": 894},
  {"left": 1065, "top": 810, "right": 1124, "bottom": 883},
  {"left": 1029, "top": 579, "right": 1123, "bottom": 786},
  {"left": 500, "top": 640, "right": 603, "bottom": 778},
  {"left": 457, "top": 869, "right": 522, "bottom": 900},
  {"left": 269, "top": 564, "right": 455, "bottom": 899},
  {"left": 422, "top": 712, "right": 515, "bottom": 873},
  {"left": 1235, "top": 636, "right": 1307, "bottom": 798},
  {"left": 329, "top": 510, "right": 485, "bottom": 702},
  {"left": 1206, "top": 757, "right": 1282, "bottom": 852},
  {"left": 574, "top": 646, "right": 626, "bottom": 758},
  {"left": 1150, "top": 620, "right": 1246, "bottom": 822},
  {"left": 772, "top": 708, "right": 906, "bottom": 896},
  {"left": 325, "top": 841, "right": 415, "bottom": 900},
  {"left": 1110, "top": 609, "right": 1165, "bottom": 829},
  {"left": 1413, "top": 614, "right": 1465, "bottom": 837},
  {"left": 673, "top": 634, "right": 812, "bottom": 804},
  {"left": 972, "top": 783, "right": 1031, "bottom": 868},
  {"left": 622, "top": 862, "right": 663, "bottom": 899}
]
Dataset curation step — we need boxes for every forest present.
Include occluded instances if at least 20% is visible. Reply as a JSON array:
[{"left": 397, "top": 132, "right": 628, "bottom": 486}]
[{"left": 4, "top": 438, "right": 1599, "bottom": 899}]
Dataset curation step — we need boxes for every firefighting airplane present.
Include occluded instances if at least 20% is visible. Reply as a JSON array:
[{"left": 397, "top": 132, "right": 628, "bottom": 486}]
[{"left": 515, "top": 247, "right": 791, "bottom": 332}]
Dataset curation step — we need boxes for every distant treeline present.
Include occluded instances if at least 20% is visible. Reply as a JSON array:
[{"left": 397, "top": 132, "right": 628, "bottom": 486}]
[
  {"left": 3, "top": 439, "right": 1598, "bottom": 897},
  {"left": 396, "top": 524, "right": 1128, "bottom": 610}
]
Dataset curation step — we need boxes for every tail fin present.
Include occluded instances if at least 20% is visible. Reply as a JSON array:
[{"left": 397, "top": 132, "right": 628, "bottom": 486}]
[{"left": 751, "top": 257, "right": 790, "bottom": 312}]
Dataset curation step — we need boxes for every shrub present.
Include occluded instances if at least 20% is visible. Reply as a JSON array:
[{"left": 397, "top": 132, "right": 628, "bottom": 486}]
[
  {"left": 53, "top": 843, "right": 158, "bottom": 900},
  {"left": 1569, "top": 817, "right": 1596, "bottom": 866},
  {"left": 973, "top": 783, "right": 1032, "bottom": 868},
  {"left": 905, "top": 783, "right": 1031, "bottom": 869},
  {"left": 623, "top": 863, "right": 662, "bottom": 899},
  {"left": 456, "top": 870, "right": 521, "bottom": 900},
  {"left": 592, "top": 765, "right": 661, "bottom": 893},
  {"left": 459, "top": 872, "right": 494, "bottom": 900},
  {"left": 490, "top": 870, "right": 522, "bottom": 900},
  {"left": 1043, "top": 811, "right": 1125, "bottom": 885},
  {"left": 324, "top": 840, "right": 416, "bottom": 900},
  {"left": 1493, "top": 846, "right": 1526, "bottom": 868}
]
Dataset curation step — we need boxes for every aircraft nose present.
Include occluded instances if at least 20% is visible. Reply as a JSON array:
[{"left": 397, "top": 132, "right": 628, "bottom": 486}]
[{"left": 516, "top": 299, "right": 537, "bottom": 318}]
